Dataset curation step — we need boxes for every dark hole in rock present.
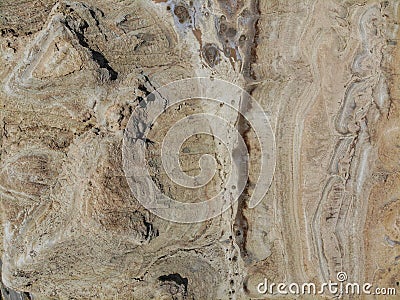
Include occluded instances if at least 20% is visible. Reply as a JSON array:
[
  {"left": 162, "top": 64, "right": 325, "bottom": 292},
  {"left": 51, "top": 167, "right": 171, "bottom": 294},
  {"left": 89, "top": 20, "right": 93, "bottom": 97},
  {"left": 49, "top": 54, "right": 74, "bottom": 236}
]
[
  {"left": 174, "top": 5, "right": 190, "bottom": 23},
  {"left": 159, "top": 273, "right": 188, "bottom": 292},
  {"left": 219, "top": 22, "right": 227, "bottom": 33},
  {"left": 226, "top": 27, "right": 237, "bottom": 38},
  {"left": 202, "top": 44, "right": 220, "bottom": 67}
]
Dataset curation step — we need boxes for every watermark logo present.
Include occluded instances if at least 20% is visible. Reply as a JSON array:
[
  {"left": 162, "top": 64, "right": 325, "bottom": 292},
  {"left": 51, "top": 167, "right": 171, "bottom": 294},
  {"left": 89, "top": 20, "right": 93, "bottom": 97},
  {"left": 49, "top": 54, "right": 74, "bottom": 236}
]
[
  {"left": 336, "top": 271, "right": 348, "bottom": 282},
  {"left": 257, "top": 272, "right": 396, "bottom": 297},
  {"left": 122, "top": 77, "right": 276, "bottom": 223}
]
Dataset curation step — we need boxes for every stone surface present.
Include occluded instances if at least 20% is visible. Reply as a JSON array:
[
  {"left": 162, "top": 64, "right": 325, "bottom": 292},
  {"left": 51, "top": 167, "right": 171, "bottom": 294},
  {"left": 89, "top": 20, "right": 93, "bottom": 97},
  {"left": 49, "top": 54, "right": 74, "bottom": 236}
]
[{"left": 0, "top": 0, "right": 399, "bottom": 299}]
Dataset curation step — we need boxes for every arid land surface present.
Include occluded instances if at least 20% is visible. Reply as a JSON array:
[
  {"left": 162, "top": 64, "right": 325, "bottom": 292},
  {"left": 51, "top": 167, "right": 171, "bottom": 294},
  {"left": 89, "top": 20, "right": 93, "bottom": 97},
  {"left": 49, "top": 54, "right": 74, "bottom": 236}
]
[{"left": 0, "top": 0, "right": 400, "bottom": 299}]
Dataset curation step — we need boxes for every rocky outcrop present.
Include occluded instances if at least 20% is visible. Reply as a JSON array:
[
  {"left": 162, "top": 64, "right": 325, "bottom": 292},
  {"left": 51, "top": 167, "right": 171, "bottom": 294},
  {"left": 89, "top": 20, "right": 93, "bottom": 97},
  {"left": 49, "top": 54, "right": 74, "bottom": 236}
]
[{"left": 0, "top": 0, "right": 399, "bottom": 299}]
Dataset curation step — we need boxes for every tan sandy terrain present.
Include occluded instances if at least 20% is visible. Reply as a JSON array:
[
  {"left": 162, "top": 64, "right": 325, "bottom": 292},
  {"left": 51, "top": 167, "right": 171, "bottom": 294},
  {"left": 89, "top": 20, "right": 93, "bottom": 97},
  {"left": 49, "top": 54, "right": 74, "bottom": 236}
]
[{"left": 0, "top": 0, "right": 399, "bottom": 299}]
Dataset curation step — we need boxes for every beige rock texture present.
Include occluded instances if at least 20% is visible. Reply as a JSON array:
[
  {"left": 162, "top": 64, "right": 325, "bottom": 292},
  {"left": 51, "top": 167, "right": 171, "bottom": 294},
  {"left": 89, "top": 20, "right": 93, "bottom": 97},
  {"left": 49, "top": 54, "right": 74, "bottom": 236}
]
[{"left": 0, "top": 0, "right": 399, "bottom": 299}]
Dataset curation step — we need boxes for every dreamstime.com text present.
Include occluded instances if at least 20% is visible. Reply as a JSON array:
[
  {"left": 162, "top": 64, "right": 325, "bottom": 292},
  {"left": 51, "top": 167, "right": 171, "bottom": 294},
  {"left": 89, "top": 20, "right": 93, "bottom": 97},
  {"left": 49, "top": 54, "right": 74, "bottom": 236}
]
[{"left": 257, "top": 272, "right": 396, "bottom": 297}]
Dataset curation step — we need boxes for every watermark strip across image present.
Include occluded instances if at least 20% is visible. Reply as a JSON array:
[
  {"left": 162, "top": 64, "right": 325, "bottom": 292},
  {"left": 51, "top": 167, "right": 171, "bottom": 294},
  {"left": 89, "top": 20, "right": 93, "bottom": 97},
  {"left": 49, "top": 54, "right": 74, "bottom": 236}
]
[{"left": 257, "top": 272, "right": 397, "bottom": 297}]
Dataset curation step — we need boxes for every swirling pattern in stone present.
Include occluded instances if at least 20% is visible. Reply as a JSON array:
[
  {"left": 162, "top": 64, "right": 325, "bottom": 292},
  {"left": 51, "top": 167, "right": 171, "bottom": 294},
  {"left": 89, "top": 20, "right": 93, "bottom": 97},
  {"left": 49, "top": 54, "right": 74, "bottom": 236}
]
[{"left": 122, "top": 77, "right": 276, "bottom": 223}]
